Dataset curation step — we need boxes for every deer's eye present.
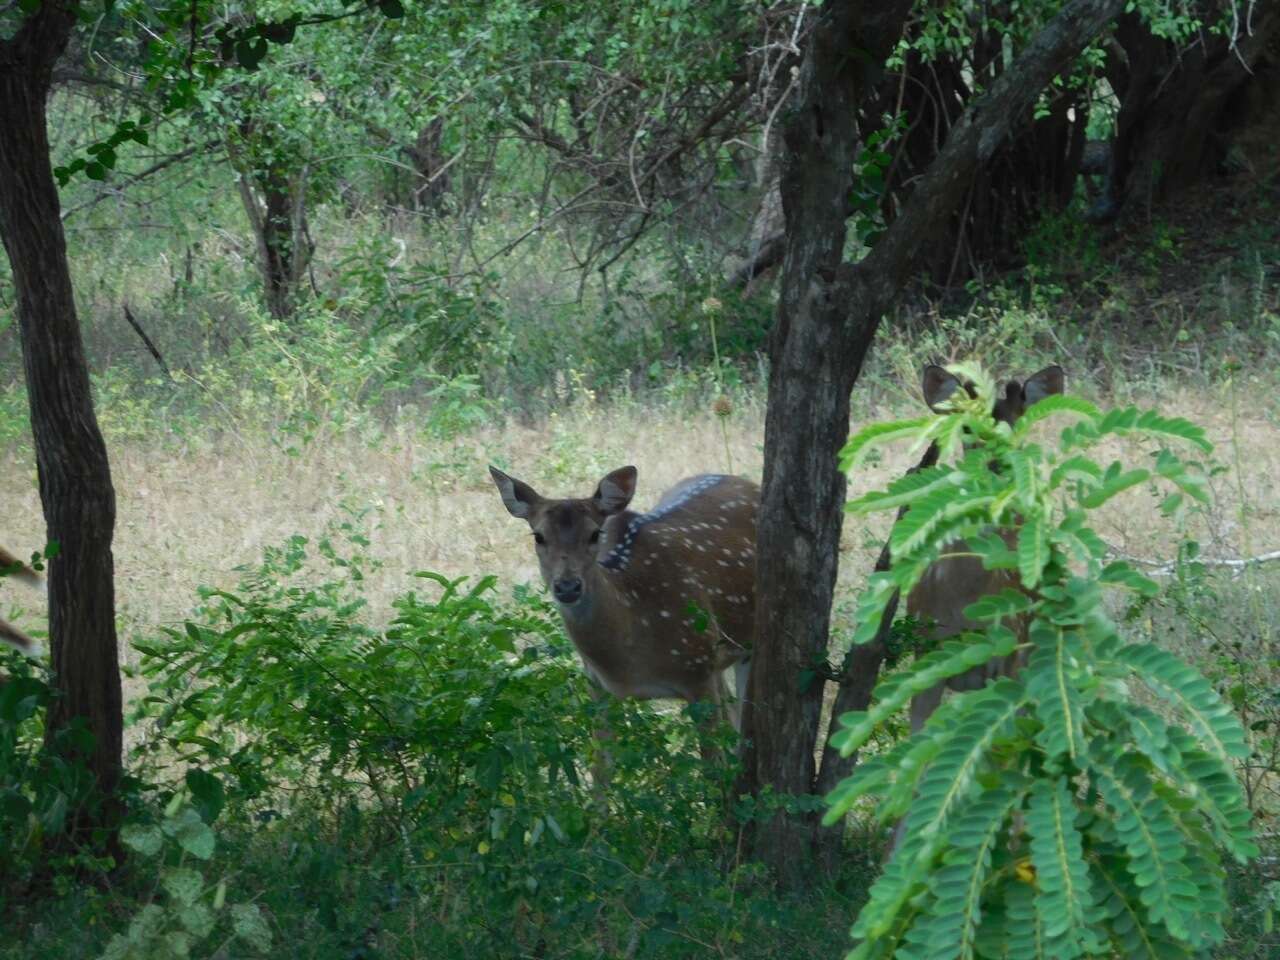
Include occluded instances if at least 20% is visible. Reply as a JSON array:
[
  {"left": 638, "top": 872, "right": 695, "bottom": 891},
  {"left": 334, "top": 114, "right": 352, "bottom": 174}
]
[
  {"left": 534, "top": 532, "right": 546, "bottom": 545},
  {"left": 589, "top": 529, "right": 601, "bottom": 544}
]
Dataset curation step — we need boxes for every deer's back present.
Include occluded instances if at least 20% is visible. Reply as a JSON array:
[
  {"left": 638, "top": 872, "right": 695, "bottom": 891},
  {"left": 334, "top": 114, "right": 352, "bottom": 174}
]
[{"left": 587, "top": 475, "right": 757, "bottom": 698}]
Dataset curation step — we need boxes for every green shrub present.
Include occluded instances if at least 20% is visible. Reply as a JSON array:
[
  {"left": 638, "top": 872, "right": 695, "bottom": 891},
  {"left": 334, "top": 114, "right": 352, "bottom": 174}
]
[
  {"left": 827, "top": 361, "right": 1258, "bottom": 959},
  {"left": 131, "top": 533, "right": 746, "bottom": 956}
]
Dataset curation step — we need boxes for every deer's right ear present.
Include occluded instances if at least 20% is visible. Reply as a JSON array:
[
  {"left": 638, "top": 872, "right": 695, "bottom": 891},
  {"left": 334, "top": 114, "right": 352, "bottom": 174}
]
[
  {"left": 489, "top": 466, "right": 541, "bottom": 520},
  {"left": 593, "top": 466, "right": 637, "bottom": 515},
  {"left": 922, "top": 364, "right": 963, "bottom": 412}
]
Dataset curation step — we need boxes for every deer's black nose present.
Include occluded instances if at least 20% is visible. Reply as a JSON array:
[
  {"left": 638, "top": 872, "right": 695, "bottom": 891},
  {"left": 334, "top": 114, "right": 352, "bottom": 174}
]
[{"left": 553, "top": 578, "right": 583, "bottom": 604}]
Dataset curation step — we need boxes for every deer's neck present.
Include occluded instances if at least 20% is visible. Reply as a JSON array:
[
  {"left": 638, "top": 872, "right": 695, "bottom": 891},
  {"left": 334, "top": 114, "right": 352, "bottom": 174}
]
[{"left": 556, "top": 569, "right": 633, "bottom": 674}]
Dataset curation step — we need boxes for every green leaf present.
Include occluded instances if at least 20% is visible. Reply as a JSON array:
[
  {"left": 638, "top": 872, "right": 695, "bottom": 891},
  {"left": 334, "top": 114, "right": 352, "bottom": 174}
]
[
  {"left": 1098, "top": 562, "right": 1159, "bottom": 598},
  {"left": 231, "top": 903, "right": 272, "bottom": 953},
  {"left": 846, "top": 464, "right": 955, "bottom": 514},
  {"left": 896, "top": 681, "right": 1024, "bottom": 859},
  {"left": 162, "top": 867, "right": 205, "bottom": 906},
  {"left": 831, "top": 626, "right": 1019, "bottom": 757},
  {"left": 1013, "top": 395, "right": 1100, "bottom": 438},
  {"left": 849, "top": 572, "right": 899, "bottom": 646},
  {"left": 962, "top": 587, "right": 1032, "bottom": 622},
  {"left": 1026, "top": 777, "right": 1098, "bottom": 956},
  {"left": 120, "top": 823, "right": 163, "bottom": 857},
  {"left": 891, "top": 487, "right": 995, "bottom": 557},
  {"left": 1079, "top": 464, "right": 1150, "bottom": 509},
  {"left": 1025, "top": 622, "right": 1085, "bottom": 763},
  {"left": 840, "top": 417, "right": 933, "bottom": 472},
  {"left": 165, "top": 808, "right": 216, "bottom": 860},
  {"left": 1088, "top": 744, "right": 1196, "bottom": 940},
  {"left": 918, "top": 780, "right": 1024, "bottom": 960},
  {"left": 1048, "top": 454, "right": 1103, "bottom": 490},
  {"left": 185, "top": 768, "right": 225, "bottom": 823},
  {"left": 1017, "top": 516, "right": 1049, "bottom": 589},
  {"left": 1004, "top": 878, "right": 1049, "bottom": 960},
  {"left": 1114, "top": 644, "right": 1249, "bottom": 763},
  {"left": 175, "top": 902, "right": 215, "bottom": 939}
]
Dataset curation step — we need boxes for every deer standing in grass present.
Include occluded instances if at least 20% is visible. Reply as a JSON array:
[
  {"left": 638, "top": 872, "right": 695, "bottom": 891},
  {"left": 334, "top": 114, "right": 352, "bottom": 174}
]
[
  {"left": 884, "top": 364, "right": 1063, "bottom": 851},
  {"left": 1, "top": 544, "right": 44, "bottom": 656},
  {"left": 904, "top": 363, "right": 1065, "bottom": 732},
  {"left": 489, "top": 466, "right": 758, "bottom": 732}
]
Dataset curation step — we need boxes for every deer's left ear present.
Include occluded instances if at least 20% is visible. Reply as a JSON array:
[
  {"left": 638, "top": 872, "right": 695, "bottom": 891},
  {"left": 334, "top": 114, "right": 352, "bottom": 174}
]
[
  {"left": 1023, "top": 365, "right": 1065, "bottom": 406},
  {"left": 593, "top": 466, "right": 637, "bottom": 515},
  {"left": 922, "top": 364, "right": 964, "bottom": 412}
]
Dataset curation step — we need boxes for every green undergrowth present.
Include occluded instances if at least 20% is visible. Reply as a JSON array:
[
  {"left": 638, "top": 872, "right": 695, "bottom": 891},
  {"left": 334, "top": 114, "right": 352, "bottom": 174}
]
[{"left": 2, "top": 533, "right": 872, "bottom": 959}]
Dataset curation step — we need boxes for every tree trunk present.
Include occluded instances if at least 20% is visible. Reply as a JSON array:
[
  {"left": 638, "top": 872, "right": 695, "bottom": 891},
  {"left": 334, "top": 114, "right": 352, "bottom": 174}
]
[
  {"left": 0, "top": 4, "right": 124, "bottom": 848},
  {"left": 230, "top": 124, "right": 312, "bottom": 321},
  {"left": 741, "top": 0, "right": 1127, "bottom": 886},
  {"left": 737, "top": 0, "right": 914, "bottom": 887}
]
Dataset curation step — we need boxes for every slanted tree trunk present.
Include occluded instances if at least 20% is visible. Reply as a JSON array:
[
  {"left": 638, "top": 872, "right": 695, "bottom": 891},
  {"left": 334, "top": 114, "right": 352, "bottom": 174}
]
[
  {"left": 741, "top": 0, "right": 1127, "bottom": 886},
  {"left": 0, "top": 3, "right": 124, "bottom": 847}
]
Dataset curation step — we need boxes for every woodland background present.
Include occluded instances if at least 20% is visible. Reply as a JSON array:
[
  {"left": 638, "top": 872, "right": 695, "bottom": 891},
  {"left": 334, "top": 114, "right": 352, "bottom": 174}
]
[{"left": 0, "top": 1, "right": 1278, "bottom": 957}]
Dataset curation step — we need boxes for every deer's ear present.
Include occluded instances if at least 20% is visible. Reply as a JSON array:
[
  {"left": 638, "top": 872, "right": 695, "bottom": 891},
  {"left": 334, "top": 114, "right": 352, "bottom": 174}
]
[
  {"left": 922, "top": 364, "right": 963, "bottom": 412},
  {"left": 593, "top": 466, "right": 637, "bottom": 515},
  {"left": 489, "top": 466, "right": 541, "bottom": 520},
  {"left": 1023, "top": 365, "right": 1065, "bottom": 406}
]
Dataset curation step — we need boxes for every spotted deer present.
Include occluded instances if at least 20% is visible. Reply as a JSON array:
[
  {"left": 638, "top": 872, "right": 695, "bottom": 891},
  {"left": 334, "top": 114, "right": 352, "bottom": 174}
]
[
  {"left": 1, "top": 544, "right": 44, "bottom": 656},
  {"left": 488, "top": 465, "right": 758, "bottom": 729},
  {"left": 906, "top": 363, "right": 1065, "bottom": 731}
]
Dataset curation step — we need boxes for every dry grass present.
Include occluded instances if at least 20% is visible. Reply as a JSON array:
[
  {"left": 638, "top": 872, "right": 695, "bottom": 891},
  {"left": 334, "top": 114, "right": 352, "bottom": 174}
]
[{"left": 2, "top": 372, "right": 1277, "bottom": 680}]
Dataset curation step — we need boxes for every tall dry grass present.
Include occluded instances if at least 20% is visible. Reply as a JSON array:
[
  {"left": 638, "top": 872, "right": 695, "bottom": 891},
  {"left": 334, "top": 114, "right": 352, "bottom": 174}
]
[{"left": 2, "top": 373, "right": 1276, "bottom": 676}]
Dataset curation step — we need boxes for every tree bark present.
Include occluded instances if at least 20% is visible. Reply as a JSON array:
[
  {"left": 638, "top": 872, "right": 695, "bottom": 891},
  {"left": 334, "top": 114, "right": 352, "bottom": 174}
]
[
  {"left": 742, "top": 0, "right": 1127, "bottom": 886},
  {"left": 737, "top": 0, "right": 913, "bottom": 887},
  {"left": 0, "top": 3, "right": 124, "bottom": 846},
  {"left": 229, "top": 123, "right": 313, "bottom": 321}
]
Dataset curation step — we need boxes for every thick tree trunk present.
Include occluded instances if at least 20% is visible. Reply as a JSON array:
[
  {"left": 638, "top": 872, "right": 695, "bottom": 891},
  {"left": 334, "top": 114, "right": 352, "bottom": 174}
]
[
  {"left": 736, "top": 0, "right": 913, "bottom": 887},
  {"left": 742, "top": 0, "right": 1127, "bottom": 886},
  {"left": 0, "top": 4, "right": 124, "bottom": 846}
]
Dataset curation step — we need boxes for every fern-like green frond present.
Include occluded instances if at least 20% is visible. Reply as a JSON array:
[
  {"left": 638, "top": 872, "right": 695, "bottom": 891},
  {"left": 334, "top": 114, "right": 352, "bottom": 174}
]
[
  {"left": 1017, "top": 516, "right": 1050, "bottom": 590},
  {"left": 841, "top": 417, "right": 934, "bottom": 471},
  {"left": 1004, "top": 878, "right": 1050, "bottom": 960},
  {"left": 897, "top": 681, "right": 1024, "bottom": 854},
  {"left": 846, "top": 464, "right": 956, "bottom": 515},
  {"left": 961, "top": 587, "right": 1032, "bottom": 623},
  {"left": 1025, "top": 622, "right": 1086, "bottom": 763},
  {"left": 832, "top": 627, "right": 1020, "bottom": 757},
  {"left": 1026, "top": 777, "right": 1099, "bottom": 958},
  {"left": 916, "top": 780, "right": 1023, "bottom": 960},
  {"left": 1079, "top": 463, "right": 1150, "bottom": 509},
  {"left": 1013, "top": 395, "right": 1100, "bottom": 438},
  {"left": 1087, "top": 744, "right": 1196, "bottom": 940},
  {"left": 849, "top": 571, "right": 899, "bottom": 647},
  {"left": 1152, "top": 449, "right": 1211, "bottom": 503},
  {"left": 967, "top": 531, "right": 1018, "bottom": 570},
  {"left": 1163, "top": 726, "right": 1258, "bottom": 861},
  {"left": 890, "top": 486, "right": 997, "bottom": 557},
  {"left": 1092, "top": 855, "right": 1192, "bottom": 960},
  {"left": 1114, "top": 643, "right": 1250, "bottom": 763},
  {"left": 1168, "top": 806, "right": 1227, "bottom": 948},
  {"left": 1048, "top": 454, "right": 1104, "bottom": 490},
  {"left": 1098, "top": 562, "right": 1159, "bottom": 598}
]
